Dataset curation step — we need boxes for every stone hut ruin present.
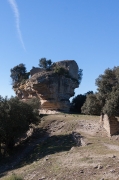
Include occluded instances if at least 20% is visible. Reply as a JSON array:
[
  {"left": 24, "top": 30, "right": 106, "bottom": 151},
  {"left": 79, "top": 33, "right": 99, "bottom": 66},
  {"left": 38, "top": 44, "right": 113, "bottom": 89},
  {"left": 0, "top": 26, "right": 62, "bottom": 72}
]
[{"left": 100, "top": 114, "right": 119, "bottom": 136}]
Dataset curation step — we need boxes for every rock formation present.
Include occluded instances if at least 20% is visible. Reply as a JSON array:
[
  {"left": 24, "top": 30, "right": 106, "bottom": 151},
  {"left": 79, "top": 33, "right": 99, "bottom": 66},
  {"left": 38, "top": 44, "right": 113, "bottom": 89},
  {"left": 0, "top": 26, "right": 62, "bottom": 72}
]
[{"left": 13, "top": 60, "right": 80, "bottom": 114}]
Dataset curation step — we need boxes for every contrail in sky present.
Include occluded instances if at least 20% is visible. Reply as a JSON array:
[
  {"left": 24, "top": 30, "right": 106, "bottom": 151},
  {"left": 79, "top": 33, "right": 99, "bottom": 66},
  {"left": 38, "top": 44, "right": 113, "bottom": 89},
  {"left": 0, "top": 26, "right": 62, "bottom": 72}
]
[{"left": 8, "top": 0, "right": 26, "bottom": 51}]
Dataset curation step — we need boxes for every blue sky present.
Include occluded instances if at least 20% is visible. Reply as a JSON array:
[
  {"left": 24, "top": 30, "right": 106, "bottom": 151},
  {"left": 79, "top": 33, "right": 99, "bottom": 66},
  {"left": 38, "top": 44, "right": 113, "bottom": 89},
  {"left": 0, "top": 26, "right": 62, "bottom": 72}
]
[{"left": 0, "top": 0, "right": 119, "bottom": 98}]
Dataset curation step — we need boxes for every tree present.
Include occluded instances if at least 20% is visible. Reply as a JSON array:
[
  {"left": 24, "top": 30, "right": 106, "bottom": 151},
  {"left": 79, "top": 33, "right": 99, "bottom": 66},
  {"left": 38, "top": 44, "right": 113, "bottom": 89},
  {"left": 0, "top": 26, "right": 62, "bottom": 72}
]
[
  {"left": 70, "top": 94, "right": 86, "bottom": 113},
  {"left": 95, "top": 66, "right": 119, "bottom": 116},
  {"left": 0, "top": 96, "right": 9, "bottom": 155},
  {"left": 95, "top": 67, "right": 119, "bottom": 105},
  {"left": 81, "top": 94, "right": 102, "bottom": 115},
  {"left": 24, "top": 97, "right": 40, "bottom": 118},
  {"left": 0, "top": 96, "right": 39, "bottom": 155},
  {"left": 85, "top": 91, "right": 94, "bottom": 96},
  {"left": 38, "top": 58, "right": 52, "bottom": 70},
  {"left": 78, "top": 69, "right": 83, "bottom": 84},
  {"left": 103, "top": 89, "right": 119, "bottom": 116},
  {"left": 70, "top": 91, "right": 93, "bottom": 113},
  {"left": 10, "top": 64, "right": 29, "bottom": 85}
]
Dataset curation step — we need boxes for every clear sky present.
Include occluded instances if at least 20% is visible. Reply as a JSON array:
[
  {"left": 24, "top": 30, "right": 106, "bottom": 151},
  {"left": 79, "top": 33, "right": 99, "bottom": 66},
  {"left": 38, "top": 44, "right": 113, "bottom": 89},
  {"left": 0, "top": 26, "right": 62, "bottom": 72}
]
[{"left": 0, "top": 0, "right": 119, "bottom": 98}]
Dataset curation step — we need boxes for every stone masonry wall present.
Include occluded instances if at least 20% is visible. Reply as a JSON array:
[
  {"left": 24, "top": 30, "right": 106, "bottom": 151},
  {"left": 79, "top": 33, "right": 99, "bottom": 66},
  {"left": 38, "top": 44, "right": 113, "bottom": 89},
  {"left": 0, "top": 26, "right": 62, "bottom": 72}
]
[
  {"left": 30, "top": 67, "right": 44, "bottom": 76},
  {"left": 100, "top": 114, "right": 119, "bottom": 136}
]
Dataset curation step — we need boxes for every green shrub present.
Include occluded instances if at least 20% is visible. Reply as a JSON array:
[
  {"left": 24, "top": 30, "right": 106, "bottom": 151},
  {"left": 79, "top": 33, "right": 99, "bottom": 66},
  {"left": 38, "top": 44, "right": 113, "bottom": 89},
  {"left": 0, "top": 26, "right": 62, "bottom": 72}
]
[
  {"left": 81, "top": 94, "right": 102, "bottom": 115},
  {"left": 10, "top": 64, "right": 29, "bottom": 85},
  {"left": 95, "top": 66, "right": 119, "bottom": 116},
  {"left": 25, "top": 97, "right": 40, "bottom": 113},
  {"left": 103, "top": 89, "right": 119, "bottom": 116},
  {"left": 70, "top": 94, "right": 86, "bottom": 113},
  {"left": 53, "top": 65, "right": 69, "bottom": 76},
  {"left": 4, "top": 174, "right": 23, "bottom": 180},
  {"left": 0, "top": 96, "right": 40, "bottom": 156},
  {"left": 38, "top": 58, "right": 52, "bottom": 70}
]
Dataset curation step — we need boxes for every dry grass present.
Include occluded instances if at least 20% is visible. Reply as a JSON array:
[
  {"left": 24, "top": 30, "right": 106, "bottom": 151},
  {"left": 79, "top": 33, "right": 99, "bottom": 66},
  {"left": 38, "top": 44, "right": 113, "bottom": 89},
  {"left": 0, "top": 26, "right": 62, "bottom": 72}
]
[{"left": 1, "top": 114, "right": 119, "bottom": 180}]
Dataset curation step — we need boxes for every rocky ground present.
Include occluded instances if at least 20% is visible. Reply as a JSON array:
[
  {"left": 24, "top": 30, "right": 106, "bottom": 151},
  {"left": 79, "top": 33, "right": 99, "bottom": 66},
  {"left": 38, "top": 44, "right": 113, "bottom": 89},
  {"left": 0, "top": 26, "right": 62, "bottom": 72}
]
[{"left": 1, "top": 114, "right": 119, "bottom": 180}]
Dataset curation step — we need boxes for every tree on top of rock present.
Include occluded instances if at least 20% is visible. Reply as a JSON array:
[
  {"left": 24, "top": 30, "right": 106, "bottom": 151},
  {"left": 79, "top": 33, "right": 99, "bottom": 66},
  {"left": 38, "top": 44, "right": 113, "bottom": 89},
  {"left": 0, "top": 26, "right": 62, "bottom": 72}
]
[
  {"left": 10, "top": 64, "right": 29, "bottom": 85},
  {"left": 38, "top": 58, "right": 52, "bottom": 70},
  {"left": 78, "top": 68, "right": 83, "bottom": 84}
]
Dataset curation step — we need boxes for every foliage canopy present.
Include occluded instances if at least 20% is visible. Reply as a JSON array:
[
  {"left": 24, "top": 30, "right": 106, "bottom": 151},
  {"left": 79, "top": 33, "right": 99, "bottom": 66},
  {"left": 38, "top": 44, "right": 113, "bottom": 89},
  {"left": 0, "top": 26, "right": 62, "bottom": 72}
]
[
  {"left": 0, "top": 96, "right": 40, "bottom": 156},
  {"left": 81, "top": 94, "right": 102, "bottom": 115},
  {"left": 95, "top": 66, "right": 119, "bottom": 116},
  {"left": 81, "top": 66, "right": 119, "bottom": 116},
  {"left": 10, "top": 64, "right": 29, "bottom": 85},
  {"left": 71, "top": 91, "right": 93, "bottom": 114},
  {"left": 38, "top": 58, "right": 52, "bottom": 70}
]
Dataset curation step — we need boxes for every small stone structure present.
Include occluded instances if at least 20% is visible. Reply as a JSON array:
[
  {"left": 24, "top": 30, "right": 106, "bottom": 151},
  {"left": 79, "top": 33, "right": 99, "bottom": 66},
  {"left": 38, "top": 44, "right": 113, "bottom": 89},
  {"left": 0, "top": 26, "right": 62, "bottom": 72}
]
[
  {"left": 30, "top": 67, "right": 44, "bottom": 76},
  {"left": 100, "top": 114, "right": 119, "bottom": 136}
]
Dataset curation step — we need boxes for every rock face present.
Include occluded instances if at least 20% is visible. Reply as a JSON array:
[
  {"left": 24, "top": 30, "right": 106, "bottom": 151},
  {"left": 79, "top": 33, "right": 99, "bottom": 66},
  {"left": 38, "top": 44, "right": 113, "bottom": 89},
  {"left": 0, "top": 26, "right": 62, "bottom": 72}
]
[{"left": 13, "top": 60, "right": 79, "bottom": 113}]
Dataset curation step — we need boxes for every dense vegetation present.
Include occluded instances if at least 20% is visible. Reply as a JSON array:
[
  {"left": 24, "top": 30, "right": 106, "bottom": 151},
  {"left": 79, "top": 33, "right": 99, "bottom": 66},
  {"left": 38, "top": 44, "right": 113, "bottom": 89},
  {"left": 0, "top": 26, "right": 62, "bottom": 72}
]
[
  {"left": 70, "top": 91, "right": 93, "bottom": 113},
  {"left": 10, "top": 64, "right": 30, "bottom": 85},
  {"left": 4, "top": 174, "right": 24, "bottom": 180},
  {"left": 11, "top": 59, "right": 83, "bottom": 87},
  {"left": 0, "top": 96, "right": 40, "bottom": 157},
  {"left": 81, "top": 93, "right": 102, "bottom": 115},
  {"left": 72, "top": 66, "right": 119, "bottom": 116},
  {"left": 38, "top": 58, "right": 52, "bottom": 70},
  {"left": 38, "top": 58, "right": 83, "bottom": 84},
  {"left": 95, "top": 67, "right": 119, "bottom": 116},
  {"left": 10, "top": 62, "right": 119, "bottom": 116}
]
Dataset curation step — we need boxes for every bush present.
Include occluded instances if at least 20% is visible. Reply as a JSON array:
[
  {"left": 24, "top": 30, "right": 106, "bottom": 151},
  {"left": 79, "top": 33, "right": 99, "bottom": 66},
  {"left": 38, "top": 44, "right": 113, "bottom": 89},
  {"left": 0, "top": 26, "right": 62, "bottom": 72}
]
[
  {"left": 4, "top": 174, "right": 23, "bottom": 180},
  {"left": 70, "top": 91, "right": 93, "bottom": 113},
  {"left": 53, "top": 65, "right": 69, "bottom": 76},
  {"left": 24, "top": 97, "right": 40, "bottom": 118},
  {"left": 38, "top": 58, "right": 52, "bottom": 70},
  {"left": 96, "top": 67, "right": 119, "bottom": 101},
  {"left": 70, "top": 94, "right": 86, "bottom": 113},
  {"left": 103, "top": 89, "right": 119, "bottom": 116},
  {"left": 81, "top": 94, "right": 102, "bottom": 115},
  {"left": 78, "top": 69, "right": 83, "bottom": 84},
  {"left": 10, "top": 64, "right": 29, "bottom": 85},
  {"left": 95, "top": 66, "right": 119, "bottom": 116},
  {"left": 0, "top": 96, "right": 40, "bottom": 155}
]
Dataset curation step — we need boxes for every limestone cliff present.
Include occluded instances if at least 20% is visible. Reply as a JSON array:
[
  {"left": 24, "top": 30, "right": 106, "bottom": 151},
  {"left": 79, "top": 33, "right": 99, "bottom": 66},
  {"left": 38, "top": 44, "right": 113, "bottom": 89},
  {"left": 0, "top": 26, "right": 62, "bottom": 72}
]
[{"left": 13, "top": 60, "right": 80, "bottom": 113}]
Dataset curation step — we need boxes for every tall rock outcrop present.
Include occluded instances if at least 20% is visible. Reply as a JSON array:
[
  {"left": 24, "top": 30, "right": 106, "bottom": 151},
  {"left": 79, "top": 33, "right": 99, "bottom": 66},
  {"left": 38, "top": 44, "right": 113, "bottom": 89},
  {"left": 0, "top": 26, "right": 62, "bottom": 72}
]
[{"left": 13, "top": 60, "right": 80, "bottom": 113}]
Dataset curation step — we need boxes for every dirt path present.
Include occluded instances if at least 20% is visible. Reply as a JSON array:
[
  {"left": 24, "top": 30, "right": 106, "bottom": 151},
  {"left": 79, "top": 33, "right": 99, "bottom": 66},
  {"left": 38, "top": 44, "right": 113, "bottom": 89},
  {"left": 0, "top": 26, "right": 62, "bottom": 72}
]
[{"left": 104, "top": 143, "right": 119, "bottom": 151}]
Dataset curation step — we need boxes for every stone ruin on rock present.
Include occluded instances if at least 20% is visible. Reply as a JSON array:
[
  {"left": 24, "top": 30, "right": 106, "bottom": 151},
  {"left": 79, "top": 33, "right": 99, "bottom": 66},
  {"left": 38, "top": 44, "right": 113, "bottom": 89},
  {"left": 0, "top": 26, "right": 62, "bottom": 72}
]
[
  {"left": 13, "top": 60, "right": 79, "bottom": 114},
  {"left": 100, "top": 114, "right": 119, "bottom": 136}
]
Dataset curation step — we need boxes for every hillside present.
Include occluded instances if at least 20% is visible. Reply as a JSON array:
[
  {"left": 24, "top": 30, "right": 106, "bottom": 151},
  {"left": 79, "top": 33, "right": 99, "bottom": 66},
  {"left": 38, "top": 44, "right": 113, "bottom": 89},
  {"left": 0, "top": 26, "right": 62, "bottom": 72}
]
[{"left": 1, "top": 114, "right": 119, "bottom": 180}]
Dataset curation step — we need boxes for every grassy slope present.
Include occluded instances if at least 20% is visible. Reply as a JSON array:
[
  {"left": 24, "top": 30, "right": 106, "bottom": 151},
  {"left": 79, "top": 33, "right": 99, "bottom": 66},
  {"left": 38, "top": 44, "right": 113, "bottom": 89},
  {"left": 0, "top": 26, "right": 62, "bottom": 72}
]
[{"left": 1, "top": 114, "right": 119, "bottom": 180}]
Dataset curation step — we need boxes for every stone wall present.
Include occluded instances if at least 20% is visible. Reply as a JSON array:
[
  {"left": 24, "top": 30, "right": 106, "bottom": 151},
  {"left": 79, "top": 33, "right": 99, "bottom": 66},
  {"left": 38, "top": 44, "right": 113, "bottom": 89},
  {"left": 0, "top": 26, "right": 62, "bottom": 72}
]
[
  {"left": 30, "top": 67, "right": 44, "bottom": 76},
  {"left": 100, "top": 114, "right": 119, "bottom": 136}
]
